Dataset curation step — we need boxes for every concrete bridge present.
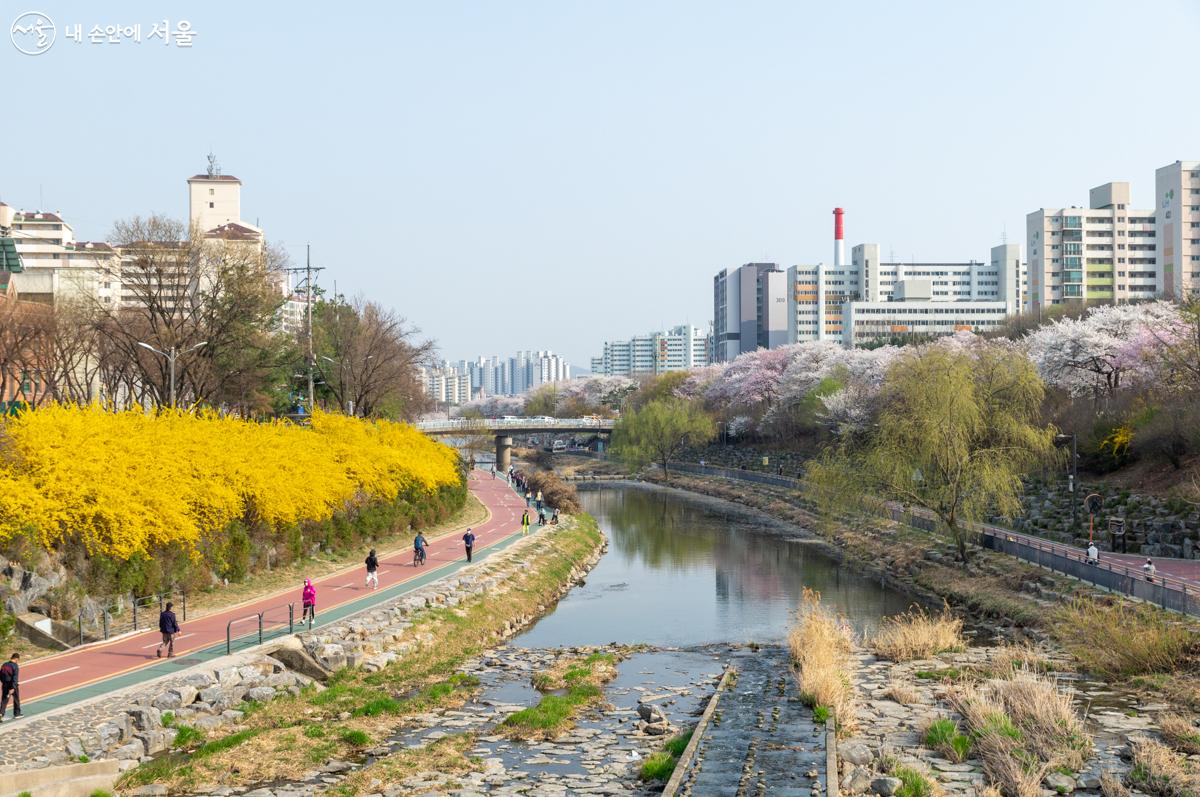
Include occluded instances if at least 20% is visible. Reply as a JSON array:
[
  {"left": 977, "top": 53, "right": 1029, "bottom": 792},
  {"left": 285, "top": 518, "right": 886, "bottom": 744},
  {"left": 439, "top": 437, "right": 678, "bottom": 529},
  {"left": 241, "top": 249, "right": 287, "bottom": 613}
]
[{"left": 415, "top": 417, "right": 616, "bottom": 471}]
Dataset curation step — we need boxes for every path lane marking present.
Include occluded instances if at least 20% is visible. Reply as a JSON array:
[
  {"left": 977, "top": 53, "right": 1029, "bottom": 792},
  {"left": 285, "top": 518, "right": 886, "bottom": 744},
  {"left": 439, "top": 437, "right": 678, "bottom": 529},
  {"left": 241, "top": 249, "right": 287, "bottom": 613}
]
[{"left": 22, "top": 666, "right": 80, "bottom": 684}]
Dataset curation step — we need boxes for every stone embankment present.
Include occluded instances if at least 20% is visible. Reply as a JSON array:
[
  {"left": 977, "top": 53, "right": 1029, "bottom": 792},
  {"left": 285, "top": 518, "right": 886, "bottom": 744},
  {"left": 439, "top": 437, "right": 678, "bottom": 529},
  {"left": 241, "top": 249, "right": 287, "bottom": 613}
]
[{"left": 0, "top": 518, "right": 604, "bottom": 775}]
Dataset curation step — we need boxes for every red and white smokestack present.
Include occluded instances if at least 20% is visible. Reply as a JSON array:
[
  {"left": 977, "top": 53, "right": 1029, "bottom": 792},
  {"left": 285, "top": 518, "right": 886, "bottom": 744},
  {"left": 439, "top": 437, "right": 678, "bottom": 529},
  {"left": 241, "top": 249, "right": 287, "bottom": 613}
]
[{"left": 833, "top": 207, "right": 845, "bottom": 268}]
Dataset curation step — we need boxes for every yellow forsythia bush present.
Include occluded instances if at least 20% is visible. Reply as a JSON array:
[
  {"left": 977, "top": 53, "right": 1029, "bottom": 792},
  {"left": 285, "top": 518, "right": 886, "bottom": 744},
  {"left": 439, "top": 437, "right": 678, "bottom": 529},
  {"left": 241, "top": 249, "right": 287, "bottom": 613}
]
[{"left": 0, "top": 406, "right": 461, "bottom": 561}]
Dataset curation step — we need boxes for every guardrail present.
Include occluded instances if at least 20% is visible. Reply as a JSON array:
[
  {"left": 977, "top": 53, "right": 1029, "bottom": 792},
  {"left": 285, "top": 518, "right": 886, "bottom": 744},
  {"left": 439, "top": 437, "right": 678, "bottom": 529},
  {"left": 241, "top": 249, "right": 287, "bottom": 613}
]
[
  {"left": 76, "top": 591, "right": 187, "bottom": 646},
  {"left": 226, "top": 612, "right": 264, "bottom": 655},
  {"left": 417, "top": 417, "right": 615, "bottom": 434}
]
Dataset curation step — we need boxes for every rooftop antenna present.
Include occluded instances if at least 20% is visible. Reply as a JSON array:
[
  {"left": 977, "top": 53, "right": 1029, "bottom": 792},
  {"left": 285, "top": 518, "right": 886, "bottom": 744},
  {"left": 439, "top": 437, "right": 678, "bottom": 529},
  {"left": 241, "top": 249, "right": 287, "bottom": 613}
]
[
  {"left": 206, "top": 151, "right": 221, "bottom": 178},
  {"left": 1001, "top": 224, "right": 1008, "bottom": 244}
]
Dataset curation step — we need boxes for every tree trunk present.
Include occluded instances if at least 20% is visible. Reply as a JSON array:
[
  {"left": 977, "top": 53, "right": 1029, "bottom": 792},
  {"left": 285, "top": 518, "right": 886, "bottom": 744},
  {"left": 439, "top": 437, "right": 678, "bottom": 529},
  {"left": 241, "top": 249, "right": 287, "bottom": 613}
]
[
  {"left": 661, "top": 457, "right": 670, "bottom": 480},
  {"left": 947, "top": 513, "right": 969, "bottom": 564}
]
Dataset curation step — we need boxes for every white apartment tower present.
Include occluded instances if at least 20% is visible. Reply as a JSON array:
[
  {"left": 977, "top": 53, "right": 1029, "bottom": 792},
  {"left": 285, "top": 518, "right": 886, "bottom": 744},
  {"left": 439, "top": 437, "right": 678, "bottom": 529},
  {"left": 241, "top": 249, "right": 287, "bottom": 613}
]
[
  {"left": 1026, "top": 181, "right": 1157, "bottom": 314},
  {"left": 589, "top": 325, "right": 711, "bottom": 377},
  {"left": 1154, "top": 161, "right": 1200, "bottom": 300}
]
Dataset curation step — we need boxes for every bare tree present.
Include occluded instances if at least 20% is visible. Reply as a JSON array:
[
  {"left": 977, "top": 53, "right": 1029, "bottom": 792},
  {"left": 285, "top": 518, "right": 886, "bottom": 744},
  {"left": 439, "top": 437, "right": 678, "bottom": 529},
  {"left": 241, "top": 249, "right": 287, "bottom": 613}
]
[{"left": 314, "top": 297, "right": 434, "bottom": 420}]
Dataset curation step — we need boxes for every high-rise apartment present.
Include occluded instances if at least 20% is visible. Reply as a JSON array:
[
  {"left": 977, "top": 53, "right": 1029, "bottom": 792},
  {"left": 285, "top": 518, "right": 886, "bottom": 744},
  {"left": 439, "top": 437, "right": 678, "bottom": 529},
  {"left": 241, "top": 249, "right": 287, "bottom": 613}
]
[
  {"left": 1154, "top": 161, "right": 1200, "bottom": 300},
  {"left": 1026, "top": 181, "right": 1157, "bottom": 313},
  {"left": 589, "top": 324, "right": 711, "bottom": 377},
  {"left": 2, "top": 203, "right": 122, "bottom": 306}
]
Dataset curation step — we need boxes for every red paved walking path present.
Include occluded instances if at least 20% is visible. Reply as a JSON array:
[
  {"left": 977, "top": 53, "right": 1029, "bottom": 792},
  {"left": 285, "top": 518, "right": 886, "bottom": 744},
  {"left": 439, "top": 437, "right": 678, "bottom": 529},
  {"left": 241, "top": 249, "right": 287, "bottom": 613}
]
[{"left": 15, "top": 470, "right": 528, "bottom": 710}]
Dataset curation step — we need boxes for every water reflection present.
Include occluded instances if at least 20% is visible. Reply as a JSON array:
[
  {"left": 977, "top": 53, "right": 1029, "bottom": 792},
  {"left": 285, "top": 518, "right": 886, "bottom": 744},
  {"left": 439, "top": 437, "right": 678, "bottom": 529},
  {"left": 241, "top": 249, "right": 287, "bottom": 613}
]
[{"left": 515, "top": 485, "right": 911, "bottom": 648}]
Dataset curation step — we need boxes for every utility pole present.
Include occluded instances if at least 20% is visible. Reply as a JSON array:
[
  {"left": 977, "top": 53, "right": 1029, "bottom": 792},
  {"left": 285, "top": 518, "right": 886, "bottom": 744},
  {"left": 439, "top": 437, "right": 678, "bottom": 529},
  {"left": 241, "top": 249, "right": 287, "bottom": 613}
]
[{"left": 283, "top": 247, "right": 325, "bottom": 417}]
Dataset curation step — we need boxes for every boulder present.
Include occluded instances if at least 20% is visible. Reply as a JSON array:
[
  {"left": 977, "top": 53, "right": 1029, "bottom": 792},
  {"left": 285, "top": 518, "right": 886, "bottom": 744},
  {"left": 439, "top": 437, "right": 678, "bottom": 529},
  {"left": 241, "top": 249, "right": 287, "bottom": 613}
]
[
  {"left": 637, "top": 703, "right": 667, "bottom": 724},
  {"left": 215, "top": 667, "right": 242, "bottom": 686},
  {"left": 135, "top": 729, "right": 175, "bottom": 756},
  {"left": 126, "top": 706, "right": 161, "bottom": 732},
  {"left": 180, "top": 672, "right": 216, "bottom": 689},
  {"left": 843, "top": 767, "right": 873, "bottom": 794},
  {"left": 1044, "top": 773, "right": 1076, "bottom": 793},
  {"left": 872, "top": 777, "right": 903, "bottom": 797},
  {"left": 840, "top": 742, "right": 873, "bottom": 766},
  {"left": 112, "top": 740, "right": 145, "bottom": 760},
  {"left": 192, "top": 715, "right": 226, "bottom": 732},
  {"left": 245, "top": 686, "right": 276, "bottom": 702},
  {"left": 314, "top": 643, "right": 347, "bottom": 671}
]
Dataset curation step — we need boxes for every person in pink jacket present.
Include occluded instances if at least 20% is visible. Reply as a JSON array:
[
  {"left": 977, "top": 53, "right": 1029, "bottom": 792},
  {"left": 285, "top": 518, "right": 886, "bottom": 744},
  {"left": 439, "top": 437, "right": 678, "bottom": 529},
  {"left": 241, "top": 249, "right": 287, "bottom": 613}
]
[{"left": 301, "top": 578, "right": 317, "bottom": 624}]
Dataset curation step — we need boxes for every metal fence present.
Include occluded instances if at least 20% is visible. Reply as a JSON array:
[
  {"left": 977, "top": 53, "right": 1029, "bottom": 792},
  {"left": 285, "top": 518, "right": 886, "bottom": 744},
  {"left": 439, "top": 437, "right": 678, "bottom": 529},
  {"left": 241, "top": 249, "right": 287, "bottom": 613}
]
[{"left": 76, "top": 590, "right": 187, "bottom": 645}]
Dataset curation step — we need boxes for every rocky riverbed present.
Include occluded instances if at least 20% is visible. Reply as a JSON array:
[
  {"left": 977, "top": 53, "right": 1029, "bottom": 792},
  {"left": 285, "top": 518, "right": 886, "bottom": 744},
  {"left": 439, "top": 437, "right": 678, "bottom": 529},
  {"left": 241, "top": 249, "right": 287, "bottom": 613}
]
[{"left": 838, "top": 640, "right": 1168, "bottom": 797}]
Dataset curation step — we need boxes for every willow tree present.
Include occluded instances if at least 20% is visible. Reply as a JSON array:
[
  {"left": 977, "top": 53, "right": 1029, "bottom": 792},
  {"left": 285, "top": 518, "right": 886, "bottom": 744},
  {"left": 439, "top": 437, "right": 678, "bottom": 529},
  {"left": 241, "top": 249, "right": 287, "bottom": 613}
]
[
  {"left": 611, "top": 398, "right": 715, "bottom": 478},
  {"left": 808, "top": 342, "right": 1057, "bottom": 562}
]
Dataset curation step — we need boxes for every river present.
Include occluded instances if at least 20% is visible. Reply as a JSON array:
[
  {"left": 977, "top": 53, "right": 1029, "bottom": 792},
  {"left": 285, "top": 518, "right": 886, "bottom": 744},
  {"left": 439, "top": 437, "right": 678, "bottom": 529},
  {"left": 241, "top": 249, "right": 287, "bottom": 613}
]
[{"left": 516, "top": 482, "right": 912, "bottom": 648}]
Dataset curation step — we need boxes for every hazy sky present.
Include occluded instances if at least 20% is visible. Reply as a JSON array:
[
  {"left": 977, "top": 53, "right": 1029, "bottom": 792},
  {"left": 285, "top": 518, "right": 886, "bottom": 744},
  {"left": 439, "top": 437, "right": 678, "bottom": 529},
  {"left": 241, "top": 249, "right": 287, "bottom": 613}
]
[{"left": 4, "top": 1, "right": 1199, "bottom": 365}]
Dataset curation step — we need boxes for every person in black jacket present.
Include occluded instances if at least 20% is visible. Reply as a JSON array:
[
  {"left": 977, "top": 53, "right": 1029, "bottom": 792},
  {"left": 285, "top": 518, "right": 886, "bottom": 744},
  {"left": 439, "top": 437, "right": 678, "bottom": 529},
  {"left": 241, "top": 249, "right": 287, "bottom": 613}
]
[
  {"left": 365, "top": 549, "right": 379, "bottom": 590},
  {"left": 0, "top": 652, "right": 20, "bottom": 720},
  {"left": 156, "top": 602, "right": 180, "bottom": 658}
]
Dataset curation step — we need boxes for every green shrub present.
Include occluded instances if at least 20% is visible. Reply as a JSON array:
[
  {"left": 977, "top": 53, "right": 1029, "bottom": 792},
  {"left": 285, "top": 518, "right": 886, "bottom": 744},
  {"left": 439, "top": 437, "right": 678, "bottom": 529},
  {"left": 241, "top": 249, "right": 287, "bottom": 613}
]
[
  {"left": 813, "top": 705, "right": 830, "bottom": 724},
  {"left": 892, "top": 765, "right": 934, "bottom": 797},
  {"left": 338, "top": 728, "right": 371, "bottom": 746},
  {"left": 171, "top": 725, "right": 205, "bottom": 749},
  {"left": 639, "top": 751, "right": 676, "bottom": 781}
]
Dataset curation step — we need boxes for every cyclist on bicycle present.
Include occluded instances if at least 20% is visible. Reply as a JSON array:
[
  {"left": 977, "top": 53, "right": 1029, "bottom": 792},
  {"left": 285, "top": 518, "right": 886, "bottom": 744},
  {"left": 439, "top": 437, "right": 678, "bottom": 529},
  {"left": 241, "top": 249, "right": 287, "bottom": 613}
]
[{"left": 413, "top": 532, "right": 428, "bottom": 566}]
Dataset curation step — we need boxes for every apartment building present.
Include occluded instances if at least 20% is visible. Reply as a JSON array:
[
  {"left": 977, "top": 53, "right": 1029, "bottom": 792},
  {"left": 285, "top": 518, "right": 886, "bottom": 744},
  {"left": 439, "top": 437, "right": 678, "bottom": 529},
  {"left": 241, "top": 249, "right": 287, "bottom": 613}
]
[
  {"left": 1155, "top": 161, "right": 1200, "bottom": 300},
  {"left": 2, "top": 203, "right": 122, "bottom": 306},
  {"left": 589, "top": 324, "right": 711, "bottom": 377},
  {"left": 712, "top": 262, "right": 788, "bottom": 362},
  {"left": 420, "top": 350, "right": 570, "bottom": 405},
  {"left": 1026, "top": 181, "right": 1157, "bottom": 313}
]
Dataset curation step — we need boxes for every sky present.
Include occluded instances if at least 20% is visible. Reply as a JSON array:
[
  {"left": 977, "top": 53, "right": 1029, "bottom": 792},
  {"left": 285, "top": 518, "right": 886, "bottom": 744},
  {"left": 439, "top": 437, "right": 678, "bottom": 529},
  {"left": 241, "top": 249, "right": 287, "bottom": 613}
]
[{"left": 4, "top": 1, "right": 1200, "bottom": 366}]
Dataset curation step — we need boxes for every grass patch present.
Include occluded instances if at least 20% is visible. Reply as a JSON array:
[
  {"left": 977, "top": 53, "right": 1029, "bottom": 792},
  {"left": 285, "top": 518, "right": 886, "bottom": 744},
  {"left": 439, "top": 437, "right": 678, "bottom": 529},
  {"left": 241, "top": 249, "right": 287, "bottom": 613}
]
[
  {"left": 502, "top": 650, "right": 622, "bottom": 740},
  {"left": 887, "top": 762, "right": 936, "bottom": 797},
  {"left": 639, "top": 727, "right": 695, "bottom": 782},
  {"left": 338, "top": 727, "right": 371, "bottom": 746},
  {"left": 194, "top": 728, "right": 263, "bottom": 758},
  {"left": 1160, "top": 714, "right": 1200, "bottom": 755},
  {"left": 171, "top": 724, "right": 205, "bottom": 750},
  {"left": 321, "top": 733, "right": 482, "bottom": 797},
  {"left": 90, "top": 791, "right": 115, "bottom": 797},
  {"left": 639, "top": 751, "right": 677, "bottom": 781},
  {"left": 951, "top": 670, "right": 1092, "bottom": 797},
  {"left": 925, "top": 717, "right": 972, "bottom": 762},
  {"left": 813, "top": 705, "right": 830, "bottom": 724},
  {"left": 1128, "top": 739, "right": 1200, "bottom": 797},
  {"left": 76, "top": 754, "right": 90, "bottom": 763},
  {"left": 1052, "top": 599, "right": 1195, "bottom": 679},
  {"left": 789, "top": 589, "right": 857, "bottom": 737},
  {"left": 870, "top": 605, "right": 965, "bottom": 661},
  {"left": 117, "top": 516, "right": 603, "bottom": 791},
  {"left": 159, "top": 711, "right": 175, "bottom": 727},
  {"left": 882, "top": 679, "right": 920, "bottom": 705}
]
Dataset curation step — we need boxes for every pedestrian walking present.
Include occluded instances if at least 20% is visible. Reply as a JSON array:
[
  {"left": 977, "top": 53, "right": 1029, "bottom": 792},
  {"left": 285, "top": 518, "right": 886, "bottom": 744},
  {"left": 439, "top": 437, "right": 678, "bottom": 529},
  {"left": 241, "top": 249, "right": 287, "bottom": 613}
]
[
  {"left": 301, "top": 578, "right": 317, "bottom": 623},
  {"left": 1143, "top": 558, "right": 1157, "bottom": 583},
  {"left": 538, "top": 509, "right": 546, "bottom": 526},
  {"left": 0, "top": 652, "right": 21, "bottom": 721},
  {"left": 536, "top": 490, "right": 544, "bottom": 510},
  {"left": 521, "top": 510, "right": 530, "bottom": 536},
  {"left": 463, "top": 528, "right": 476, "bottom": 562},
  {"left": 1086, "top": 543, "right": 1099, "bottom": 565},
  {"left": 551, "top": 509, "right": 559, "bottom": 525},
  {"left": 525, "top": 490, "right": 532, "bottom": 507},
  {"left": 156, "top": 601, "right": 180, "bottom": 658},
  {"left": 365, "top": 548, "right": 380, "bottom": 590},
  {"left": 490, "top": 465, "right": 496, "bottom": 479}
]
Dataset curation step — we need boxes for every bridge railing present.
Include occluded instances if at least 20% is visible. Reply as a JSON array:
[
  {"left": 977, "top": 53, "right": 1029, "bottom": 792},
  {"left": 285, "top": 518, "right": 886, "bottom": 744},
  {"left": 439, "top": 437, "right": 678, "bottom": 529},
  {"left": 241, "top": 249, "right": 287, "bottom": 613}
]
[{"left": 417, "top": 418, "right": 615, "bottom": 434}]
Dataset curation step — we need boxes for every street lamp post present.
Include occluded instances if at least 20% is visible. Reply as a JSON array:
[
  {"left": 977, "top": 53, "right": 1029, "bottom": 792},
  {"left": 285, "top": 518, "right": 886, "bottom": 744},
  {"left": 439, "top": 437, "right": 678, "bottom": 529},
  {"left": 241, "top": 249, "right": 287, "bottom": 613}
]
[
  {"left": 137, "top": 341, "right": 208, "bottom": 408},
  {"left": 1055, "top": 432, "right": 1079, "bottom": 530}
]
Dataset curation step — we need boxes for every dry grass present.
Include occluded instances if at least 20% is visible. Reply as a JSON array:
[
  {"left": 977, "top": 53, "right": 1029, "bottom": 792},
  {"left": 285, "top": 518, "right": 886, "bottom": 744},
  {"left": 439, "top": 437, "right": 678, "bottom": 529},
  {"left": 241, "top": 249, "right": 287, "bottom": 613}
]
[
  {"left": 870, "top": 605, "right": 965, "bottom": 662},
  {"left": 789, "top": 589, "right": 857, "bottom": 736},
  {"left": 1052, "top": 599, "right": 1196, "bottom": 679},
  {"left": 118, "top": 516, "right": 605, "bottom": 792},
  {"left": 1160, "top": 714, "right": 1200, "bottom": 755},
  {"left": 983, "top": 644, "right": 1057, "bottom": 677},
  {"left": 1129, "top": 739, "right": 1200, "bottom": 797},
  {"left": 1100, "top": 771, "right": 1129, "bottom": 797},
  {"left": 883, "top": 678, "right": 921, "bottom": 706},
  {"left": 321, "top": 732, "right": 482, "bottom": 797},
  {"left": 951, "top": 670, "right": 1092, "bottom": 797}
]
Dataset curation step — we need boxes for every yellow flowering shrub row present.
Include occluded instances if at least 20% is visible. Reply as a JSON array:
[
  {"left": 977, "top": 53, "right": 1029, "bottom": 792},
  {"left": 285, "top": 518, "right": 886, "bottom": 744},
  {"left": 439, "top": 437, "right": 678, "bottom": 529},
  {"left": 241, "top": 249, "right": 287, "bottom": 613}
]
[{"left": 0, "top": 406, "right": 462, "bottom": 561}]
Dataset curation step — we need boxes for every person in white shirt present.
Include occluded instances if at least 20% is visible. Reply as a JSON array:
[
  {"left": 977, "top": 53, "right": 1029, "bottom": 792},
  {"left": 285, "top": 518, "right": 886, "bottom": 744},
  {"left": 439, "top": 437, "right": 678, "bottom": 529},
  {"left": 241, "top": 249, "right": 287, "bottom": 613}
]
[
  {"left": 1086, "top": 543, "right": 1098, "bottom": 565},
  {"left": 1143, "top": 558, "right": 1157, "bottom": 582}
]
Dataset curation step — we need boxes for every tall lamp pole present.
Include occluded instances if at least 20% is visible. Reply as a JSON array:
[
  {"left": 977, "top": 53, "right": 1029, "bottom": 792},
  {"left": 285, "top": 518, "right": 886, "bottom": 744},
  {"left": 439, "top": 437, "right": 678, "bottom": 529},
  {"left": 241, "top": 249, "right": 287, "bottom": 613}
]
[
  {"left": 137, "top": 341, "right": 208, "bottom": 407},
  {"left": 1055, "top": 432, "right": 1079, "bottom": 530}
]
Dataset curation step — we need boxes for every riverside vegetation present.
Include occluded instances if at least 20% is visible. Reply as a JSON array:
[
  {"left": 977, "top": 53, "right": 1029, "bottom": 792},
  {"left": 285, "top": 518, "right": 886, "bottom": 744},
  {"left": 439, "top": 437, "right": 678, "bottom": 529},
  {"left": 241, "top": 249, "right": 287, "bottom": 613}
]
[
  {"left": 117, "top": 514, "right": 605, "bottom": 793},
  {"left": 0, "top": 406, "right": 463, "bottom": 628}
]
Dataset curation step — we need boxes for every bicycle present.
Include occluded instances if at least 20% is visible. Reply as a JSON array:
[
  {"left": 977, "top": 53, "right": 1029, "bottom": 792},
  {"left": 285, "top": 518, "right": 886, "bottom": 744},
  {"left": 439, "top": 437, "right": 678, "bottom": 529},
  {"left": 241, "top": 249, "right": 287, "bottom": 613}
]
[{"left": 413, "top": 547, "right": 427, "bottom": 567}]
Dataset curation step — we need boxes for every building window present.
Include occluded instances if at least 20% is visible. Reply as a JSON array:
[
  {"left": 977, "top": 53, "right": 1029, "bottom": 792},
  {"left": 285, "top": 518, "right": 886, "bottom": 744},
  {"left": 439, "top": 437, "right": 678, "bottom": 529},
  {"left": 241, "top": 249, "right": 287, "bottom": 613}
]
[{"left": 209, "top": 202, "right": 214, "bottom": 208}]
